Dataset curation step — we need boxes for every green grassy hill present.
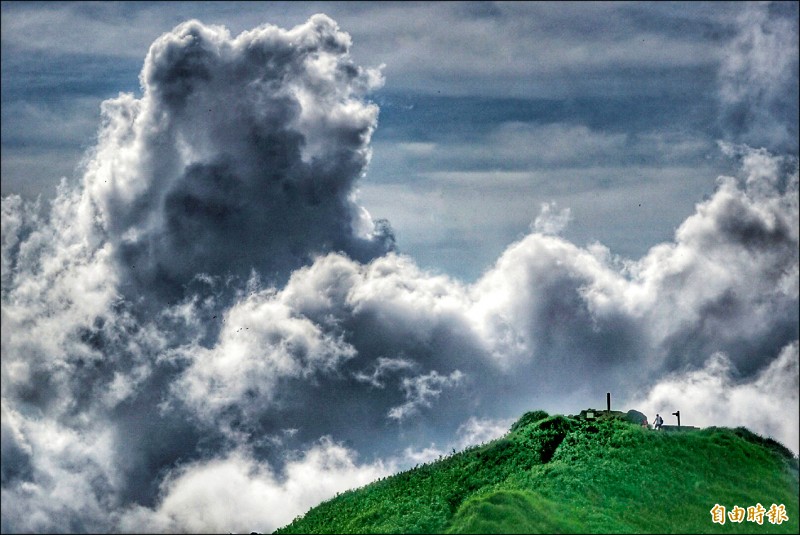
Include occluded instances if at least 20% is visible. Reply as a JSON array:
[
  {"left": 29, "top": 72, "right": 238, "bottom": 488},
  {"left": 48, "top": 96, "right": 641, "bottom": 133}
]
[{"left": 274, "top": 411, "right": 799, "bottom": 534}]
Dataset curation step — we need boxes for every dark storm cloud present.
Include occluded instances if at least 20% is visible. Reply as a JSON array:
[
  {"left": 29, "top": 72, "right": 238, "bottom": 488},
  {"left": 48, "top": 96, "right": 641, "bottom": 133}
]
[
  {"left": 1, "top": 13, "right": 798, "bottom": 535},
  {"left": 84, "top": 15, "right": 392, "bottom": 303},
  {"left": 169, "top": 142, "right": 797, "bottom": 459},
  {"left": 1, "top": 16, "right": 397, "bottom": 533},
  {"left": 644, "top": 145, "right": 799, "bottom": 377}
]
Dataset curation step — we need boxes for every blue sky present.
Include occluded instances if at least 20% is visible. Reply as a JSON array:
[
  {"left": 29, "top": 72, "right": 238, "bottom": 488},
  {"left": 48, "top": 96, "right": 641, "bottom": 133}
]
[{"left": 1, "top": 2, "right": 798, "bottom": 533}]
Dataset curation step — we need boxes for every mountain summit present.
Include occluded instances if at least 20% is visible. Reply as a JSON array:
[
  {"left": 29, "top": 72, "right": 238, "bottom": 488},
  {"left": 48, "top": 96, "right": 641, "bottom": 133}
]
[{"left": 275, "top": 410, "right": 798, "bottom": 533}]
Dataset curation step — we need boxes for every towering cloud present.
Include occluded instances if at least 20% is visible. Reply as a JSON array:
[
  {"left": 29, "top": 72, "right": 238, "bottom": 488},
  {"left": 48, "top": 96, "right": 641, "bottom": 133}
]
[
  {"left": 1, "top": 14, "right": 797, "bottom": 535},
  {"left": 82, "top": 14, "right": 392, "bottom": 303}
]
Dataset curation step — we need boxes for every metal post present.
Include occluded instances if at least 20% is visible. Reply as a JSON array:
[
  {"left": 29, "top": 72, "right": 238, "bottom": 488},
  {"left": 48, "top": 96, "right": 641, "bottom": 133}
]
[
  {"left": 607, "top": 392, "right": 611, "bottom": 413},
  {"left": 672, "top": 410, "right": 680, "bottom": 427}
]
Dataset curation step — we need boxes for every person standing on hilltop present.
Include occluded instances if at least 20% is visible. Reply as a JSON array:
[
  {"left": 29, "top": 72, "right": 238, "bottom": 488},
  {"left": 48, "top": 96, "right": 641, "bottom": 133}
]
[{"left": 654, "top": 414, "right": 664, "bottom": 430}]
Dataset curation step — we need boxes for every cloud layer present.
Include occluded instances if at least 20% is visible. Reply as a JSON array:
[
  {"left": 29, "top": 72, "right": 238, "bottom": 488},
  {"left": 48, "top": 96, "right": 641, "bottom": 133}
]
[{"left": 1, "top": 14, "right": 798, "bottom": 534}]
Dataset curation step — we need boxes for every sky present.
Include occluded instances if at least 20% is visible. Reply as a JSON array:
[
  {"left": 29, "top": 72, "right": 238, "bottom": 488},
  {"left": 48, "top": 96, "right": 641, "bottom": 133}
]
[{"left": 1, "top": 2, "right": 798, "bottom": 533}]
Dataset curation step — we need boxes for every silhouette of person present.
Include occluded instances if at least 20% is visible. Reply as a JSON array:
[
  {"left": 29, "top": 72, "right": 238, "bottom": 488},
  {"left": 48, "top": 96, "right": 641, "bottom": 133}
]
[{"left": 654, "top": 413, "right": 664, "bottom": 430}]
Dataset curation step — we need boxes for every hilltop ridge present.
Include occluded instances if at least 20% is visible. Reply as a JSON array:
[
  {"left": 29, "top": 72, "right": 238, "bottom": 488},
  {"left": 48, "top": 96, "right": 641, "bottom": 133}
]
[{"left": 274, "top": 410, "right": 799, "bottom": 534}]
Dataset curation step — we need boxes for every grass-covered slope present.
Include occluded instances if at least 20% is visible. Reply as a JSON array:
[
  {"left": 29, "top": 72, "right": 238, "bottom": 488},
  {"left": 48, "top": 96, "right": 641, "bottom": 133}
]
[{"left": 274, "top": 411, "right": 799, "bottom": 534}]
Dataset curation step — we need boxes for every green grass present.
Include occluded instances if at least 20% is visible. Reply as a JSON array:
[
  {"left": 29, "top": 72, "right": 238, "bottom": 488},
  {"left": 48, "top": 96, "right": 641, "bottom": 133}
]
[{"left": 274, "top": 412, "right": 799, "bottom": 534}]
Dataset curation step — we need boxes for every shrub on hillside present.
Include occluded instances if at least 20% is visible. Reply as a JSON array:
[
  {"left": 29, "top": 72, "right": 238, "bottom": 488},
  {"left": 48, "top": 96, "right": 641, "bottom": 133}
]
[{"left": 509, "top": 410, "right": 550, "bottom": 433}]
